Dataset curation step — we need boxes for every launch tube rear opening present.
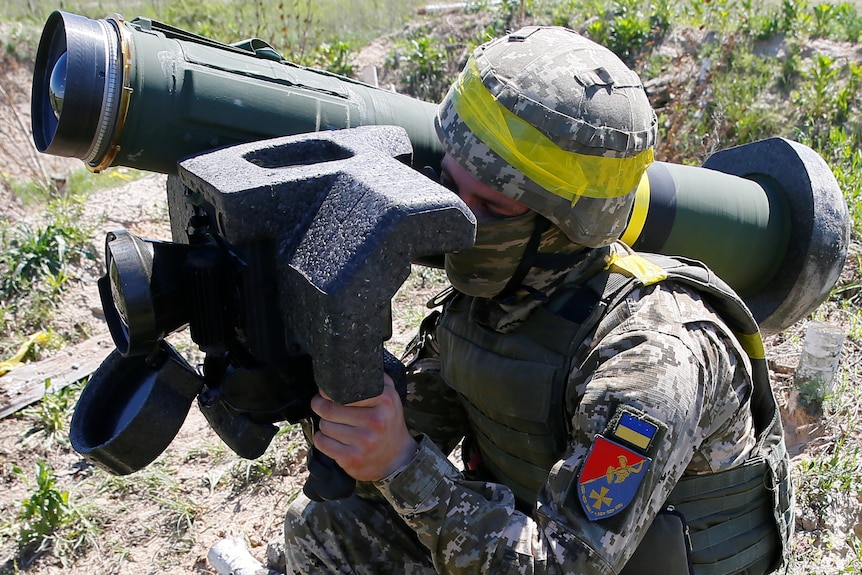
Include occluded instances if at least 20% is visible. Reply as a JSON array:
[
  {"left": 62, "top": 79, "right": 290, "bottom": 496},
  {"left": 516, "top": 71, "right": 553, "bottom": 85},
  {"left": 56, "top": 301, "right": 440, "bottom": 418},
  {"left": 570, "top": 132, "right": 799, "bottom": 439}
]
[{"left": 31, "top": 11, "right": 127, "bottom": 170}]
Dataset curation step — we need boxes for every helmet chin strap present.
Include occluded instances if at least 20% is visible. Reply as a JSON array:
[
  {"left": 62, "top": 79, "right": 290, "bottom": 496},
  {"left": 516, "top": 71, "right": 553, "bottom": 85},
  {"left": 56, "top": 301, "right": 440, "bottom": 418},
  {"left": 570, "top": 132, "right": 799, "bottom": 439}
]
[{"left": 492, "top": 215, "right": 584, "bottom": 303}]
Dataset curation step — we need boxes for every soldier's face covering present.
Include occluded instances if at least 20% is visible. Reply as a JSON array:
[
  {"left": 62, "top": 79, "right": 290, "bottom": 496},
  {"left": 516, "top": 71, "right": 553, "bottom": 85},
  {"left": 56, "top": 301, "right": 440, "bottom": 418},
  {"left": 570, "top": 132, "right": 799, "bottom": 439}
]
[
  {"left": 445, "top": 211, "right": 538, "bottom": 298},
  {"left": 440, "top": 154, "right": 536, "bottom": 298}
]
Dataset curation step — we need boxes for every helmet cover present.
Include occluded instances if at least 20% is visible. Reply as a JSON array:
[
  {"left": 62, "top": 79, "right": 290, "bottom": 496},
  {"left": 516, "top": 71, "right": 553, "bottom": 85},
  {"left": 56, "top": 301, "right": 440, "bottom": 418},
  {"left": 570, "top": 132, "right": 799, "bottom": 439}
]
[{"left": 436, "top": 26, "right": 657, "bottom": 247}]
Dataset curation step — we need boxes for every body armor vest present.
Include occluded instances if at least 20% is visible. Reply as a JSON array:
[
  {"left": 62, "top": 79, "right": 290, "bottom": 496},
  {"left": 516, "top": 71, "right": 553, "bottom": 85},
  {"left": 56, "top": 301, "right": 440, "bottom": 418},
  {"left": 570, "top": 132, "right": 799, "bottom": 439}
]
[{"left": 435, "top": 252, "right": 792, "bottom": 574}]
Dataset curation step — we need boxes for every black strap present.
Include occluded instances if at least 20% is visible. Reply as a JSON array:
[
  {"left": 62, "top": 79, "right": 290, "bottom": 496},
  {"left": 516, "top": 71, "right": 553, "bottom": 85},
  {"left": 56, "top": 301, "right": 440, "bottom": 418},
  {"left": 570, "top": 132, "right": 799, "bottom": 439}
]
[{"left": 494, "top": 215, "right": 551, "bottom": 302}]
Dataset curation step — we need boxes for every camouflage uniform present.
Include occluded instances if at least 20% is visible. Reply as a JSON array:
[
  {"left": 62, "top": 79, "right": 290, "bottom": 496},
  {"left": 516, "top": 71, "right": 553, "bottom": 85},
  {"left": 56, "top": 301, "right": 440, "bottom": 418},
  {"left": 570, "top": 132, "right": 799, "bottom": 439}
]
[
  {"left": 285, "top": 242, "right": 787, "bottom": 574},
  {"left": 285, "top": 26, "right": 789, "bottom": 574}
]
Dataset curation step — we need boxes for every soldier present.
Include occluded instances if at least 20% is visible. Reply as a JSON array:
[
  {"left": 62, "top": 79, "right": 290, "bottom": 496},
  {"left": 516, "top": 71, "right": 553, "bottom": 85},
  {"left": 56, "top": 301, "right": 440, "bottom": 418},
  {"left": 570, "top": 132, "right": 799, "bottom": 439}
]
[{"left": 284, "top": 26, "right": 792, "bottom": 574}]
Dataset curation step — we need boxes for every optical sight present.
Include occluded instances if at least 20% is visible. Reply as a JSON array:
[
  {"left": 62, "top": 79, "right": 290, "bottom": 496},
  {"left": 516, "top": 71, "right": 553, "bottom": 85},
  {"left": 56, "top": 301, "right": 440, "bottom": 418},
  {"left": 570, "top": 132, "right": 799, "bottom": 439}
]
[{"left": 69, "top": 126, "right": 477, "bottom": 501}]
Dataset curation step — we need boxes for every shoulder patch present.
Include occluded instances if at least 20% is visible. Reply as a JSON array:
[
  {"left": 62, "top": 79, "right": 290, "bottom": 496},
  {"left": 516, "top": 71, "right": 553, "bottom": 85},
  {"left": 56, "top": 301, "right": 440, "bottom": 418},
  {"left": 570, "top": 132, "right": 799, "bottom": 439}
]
[
  {"left": 578, "top": 435, "right": 651, "bottom": 521},
  {"left": 611, "top": 411, "right": 659, "bottom": 452}
]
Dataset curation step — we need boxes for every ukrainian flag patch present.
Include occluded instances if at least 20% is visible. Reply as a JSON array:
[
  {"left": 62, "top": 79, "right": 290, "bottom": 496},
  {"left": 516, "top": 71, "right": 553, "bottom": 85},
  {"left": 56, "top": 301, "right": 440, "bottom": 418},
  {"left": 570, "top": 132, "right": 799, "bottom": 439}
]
[{"left": 611, "top": 411, "right": 659, "bottom": 452}]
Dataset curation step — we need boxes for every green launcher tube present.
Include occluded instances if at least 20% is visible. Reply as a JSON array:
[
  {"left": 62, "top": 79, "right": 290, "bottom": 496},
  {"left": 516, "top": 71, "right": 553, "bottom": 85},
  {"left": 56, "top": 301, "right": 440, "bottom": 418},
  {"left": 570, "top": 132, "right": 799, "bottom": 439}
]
[
  {"left": 31, "top": 11, "right": 443, "bottom": 175},
  {"left": 622, "top": 138, "right": 848, "bottom": 333},
  {"left": 30, "top": 12, "right": 849, "bottom": 333}
]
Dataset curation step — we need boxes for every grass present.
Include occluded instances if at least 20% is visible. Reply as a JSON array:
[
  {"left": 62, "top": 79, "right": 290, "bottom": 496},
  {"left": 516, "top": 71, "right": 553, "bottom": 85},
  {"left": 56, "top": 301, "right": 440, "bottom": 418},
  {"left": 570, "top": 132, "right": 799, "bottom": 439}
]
[
  {"left": 386, "top": 33, "right": 454, "bottom": 102},
  {"left": 0, "top": 188, "right": 95, "bottom": 359},
  {"left": 1, "top": 0, "right": 431, "bottom": 67},
  {"left": 20, "top": 380, "right": 81, "bottom": 446},
  {"left": 791, "top": 360, "right": 862, "bottom": 574},
  {"left": 0, "top": 167, "right": 146, "bottom": 359},
  {"left": 1, "top": 460, "right": 101, "bottom": 570}
]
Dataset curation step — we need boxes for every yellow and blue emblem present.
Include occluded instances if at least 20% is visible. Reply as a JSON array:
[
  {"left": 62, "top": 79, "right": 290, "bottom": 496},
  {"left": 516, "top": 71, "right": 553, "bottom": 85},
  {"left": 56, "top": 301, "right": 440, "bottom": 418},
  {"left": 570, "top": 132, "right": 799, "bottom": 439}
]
[
  {"left": 578, "top": 412, "right": 658, "bottom": 521},
  {"left": 612, "top": 411, "right": 659, "bottom": 451}
]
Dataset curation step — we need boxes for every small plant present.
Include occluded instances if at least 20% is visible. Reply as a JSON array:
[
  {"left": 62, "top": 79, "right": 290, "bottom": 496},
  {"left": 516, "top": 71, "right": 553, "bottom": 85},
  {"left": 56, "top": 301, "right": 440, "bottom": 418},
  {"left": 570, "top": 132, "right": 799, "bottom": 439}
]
[
  {"left": 780, "top": 0, "right": 814, "bottom": 37},
  {"left": 312, "top": 40, "right": 356, "bottom": 76},
  {"left": 96, "top": 464, "right": 200, "bottom": 547},
  {"left": 0, "top": 181, "right": 97, "bottom": 358},
  {"left": 21, "top": 379, "right": 81, "bottom": 444},
  {"left": 230, "top": 456, "right": 276, "bottom": 490},
  {"left": 155, "top": 491, "right": 200, "bottom": 541},
  {"left": 0, "top": 195, "right": 94, "bottom": 300},
  {"left": 14, "top": 460, "right": 70, "bottom": 550},
  {"left": 387, "top": 34, "right": 452, "bottom": 101},
  {"left": 583, "top": 0, "right": 653, "bottom": 63},
  {"left": 795, "top": 439, "right": 862, "bottom": 524},
  {"left": 7, "top": 460, "right": 99, "bottom": 567}
]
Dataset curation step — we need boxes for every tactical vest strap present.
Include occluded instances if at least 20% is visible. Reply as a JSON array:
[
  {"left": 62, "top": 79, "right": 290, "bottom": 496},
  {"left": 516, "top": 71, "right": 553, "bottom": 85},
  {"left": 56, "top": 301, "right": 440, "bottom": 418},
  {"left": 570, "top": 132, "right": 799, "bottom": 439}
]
[
  {"left": 667, "top": 458, "right": 779, "bottom": 573},
  {"left": 437, "top": 250, "right": 791, "bottom": 573},
  {"left": 438, "top": 295, "right": 579, "bottom": 507},
  {"left": 607, "top": 254, "right": 793, "bottom": 572}
]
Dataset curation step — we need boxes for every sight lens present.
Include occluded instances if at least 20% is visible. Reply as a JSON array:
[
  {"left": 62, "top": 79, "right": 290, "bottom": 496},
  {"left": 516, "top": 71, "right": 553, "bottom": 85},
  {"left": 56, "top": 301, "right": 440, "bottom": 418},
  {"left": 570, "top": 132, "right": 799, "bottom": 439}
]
[
  {"left": 31, "top": 11, "right": 125, "bottom": 167},
  {"left": 108, "top": 255, "right": 130, "bottom": 329},
  {"left": 48, "top": 52, "right": 67, "bottom": 119},
  {"left": 99, "top": 230, "right": 196, "bottom": 357}
]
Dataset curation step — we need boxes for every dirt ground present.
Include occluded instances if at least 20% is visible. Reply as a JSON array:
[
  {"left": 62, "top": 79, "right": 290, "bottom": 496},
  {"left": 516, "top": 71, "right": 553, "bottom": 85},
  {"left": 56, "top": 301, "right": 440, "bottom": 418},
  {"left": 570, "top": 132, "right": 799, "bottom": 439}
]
[{"left": 1, "top": 12, "right": 862, "bottom": 575}]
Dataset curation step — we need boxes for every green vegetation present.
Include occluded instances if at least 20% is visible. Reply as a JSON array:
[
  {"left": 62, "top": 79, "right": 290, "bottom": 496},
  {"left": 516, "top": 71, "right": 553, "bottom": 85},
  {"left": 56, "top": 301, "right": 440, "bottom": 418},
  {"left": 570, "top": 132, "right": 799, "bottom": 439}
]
[
  {"left": 21, "top": 380, "right": 81, "bottom": 445},
  {"left": 2, "top": 460, "right": 100, "bottom": 569},
  {"left": 387, "top": 33, "right": 454, "bottom": 102},
  {"left": 792, "top": 362, "right": 862, "bottom": 573},
  {"left": 0, "top": 165, "right": 143, "bottom": 359},
  {"left": 0, "top": 193, "right": 92, "bottom": 358},
  {"left": 1, "top": 0, "right": 431, "bottom": 68}
]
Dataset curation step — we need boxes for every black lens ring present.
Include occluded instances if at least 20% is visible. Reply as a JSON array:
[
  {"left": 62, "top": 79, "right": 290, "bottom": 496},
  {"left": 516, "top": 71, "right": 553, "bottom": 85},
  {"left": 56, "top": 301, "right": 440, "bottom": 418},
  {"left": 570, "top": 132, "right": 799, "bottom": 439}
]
[
  {"left": 102, "top": 230, "right": 159, "bottom": 356},
  {"left": 31, "top": 11, "right": 117, "bottom": 160}
]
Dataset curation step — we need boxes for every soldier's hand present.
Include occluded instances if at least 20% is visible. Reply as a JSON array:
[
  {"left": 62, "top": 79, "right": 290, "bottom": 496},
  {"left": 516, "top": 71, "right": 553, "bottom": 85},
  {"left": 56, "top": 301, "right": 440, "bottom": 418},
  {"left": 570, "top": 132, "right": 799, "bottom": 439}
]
[{"left": 310, "top": 374, "right": 418, "bottom": 482}]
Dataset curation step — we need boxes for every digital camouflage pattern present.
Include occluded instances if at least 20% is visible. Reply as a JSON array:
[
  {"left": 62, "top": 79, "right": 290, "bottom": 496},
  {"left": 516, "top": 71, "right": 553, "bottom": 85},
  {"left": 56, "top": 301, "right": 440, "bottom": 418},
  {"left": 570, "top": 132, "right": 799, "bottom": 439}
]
[
  {"left": 444, "top": 210, "right": 584, "bottom": 302},
  {"left": 285, "top": 240, "right": 772, "bottom": 575},
  {"left": 435, "top": 26, "right": 657, "bottom": 247}
]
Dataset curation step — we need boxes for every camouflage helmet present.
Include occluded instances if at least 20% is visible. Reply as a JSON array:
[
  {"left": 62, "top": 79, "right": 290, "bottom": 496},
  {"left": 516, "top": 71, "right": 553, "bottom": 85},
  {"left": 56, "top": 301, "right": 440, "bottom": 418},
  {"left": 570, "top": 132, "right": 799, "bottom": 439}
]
[{"left": 435, "top": 26, "right": 657, "bottom": 247}]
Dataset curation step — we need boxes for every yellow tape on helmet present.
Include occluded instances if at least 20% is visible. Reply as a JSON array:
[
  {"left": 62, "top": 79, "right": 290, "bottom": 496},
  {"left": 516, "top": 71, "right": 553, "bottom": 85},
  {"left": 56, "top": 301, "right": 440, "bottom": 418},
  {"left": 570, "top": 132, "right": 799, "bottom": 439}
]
[{"left": 450, "top": 59, "right": 654, "bottom": 203}]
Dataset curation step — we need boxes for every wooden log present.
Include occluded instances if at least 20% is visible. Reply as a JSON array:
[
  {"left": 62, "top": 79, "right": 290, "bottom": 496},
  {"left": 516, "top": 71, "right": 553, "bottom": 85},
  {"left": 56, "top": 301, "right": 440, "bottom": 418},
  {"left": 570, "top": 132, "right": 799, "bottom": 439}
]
[{"left": 0, "top": 332, "right": 114, "bottom": 419}]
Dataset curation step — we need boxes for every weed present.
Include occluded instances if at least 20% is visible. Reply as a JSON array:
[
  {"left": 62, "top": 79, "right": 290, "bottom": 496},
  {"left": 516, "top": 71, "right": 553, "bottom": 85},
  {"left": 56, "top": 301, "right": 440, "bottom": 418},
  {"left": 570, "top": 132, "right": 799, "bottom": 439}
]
[
  {"left": 0, "top": 195, "right": 94, "bottom": 300},
  {"left": 0, "top": 179, "right": 98, "bottom": 357},
  {"left": 96, "top": 465, "right": 170, "bottom": 499},
  {"left": 6, "top": 460, "right": 100, "bottom": 568},
  {"left": 312, "top": 40, "right": 356, "bottom": 76},
  {"left": 582, "top": 0, "right": 654, "bottom": 63},
  {"left": 387, "top": 34, "right": 453, "bottom": 101},
  {"left": 21, "top": 380, "right": 82, "bottom": 445},
  {"left": 231, "top": 456, "right": 276, "bottom": 491},
  {"left": 796, "top": 439, "right": 862, "bottom": 523},
  {"left": 708, "top": 45, "right": 787, "bottom": 144},
  {"left": 155, "top": 491, "right": 200, "bottom": 540},
  {"left": 202, "top": 467, "right": 229, "bottom": 495},
  {"left": 14, "top": 461, "right": 70, "bottom": 549},
  {"left": 812, "top": 127, "right": 862, "bottom": 238},
  {"left": 94, "top": 464, "right": 199, "bottom": 544},
  {"left": 780, "top": 0, "right": 814, "bottom": 37}
]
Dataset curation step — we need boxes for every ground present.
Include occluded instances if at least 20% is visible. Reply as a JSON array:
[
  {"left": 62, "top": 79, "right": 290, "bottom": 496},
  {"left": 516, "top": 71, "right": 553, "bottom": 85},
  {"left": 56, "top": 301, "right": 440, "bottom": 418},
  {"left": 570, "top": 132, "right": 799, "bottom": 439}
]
[{"left": 1, "top": 11, "right": 862, "bottom": 575}]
